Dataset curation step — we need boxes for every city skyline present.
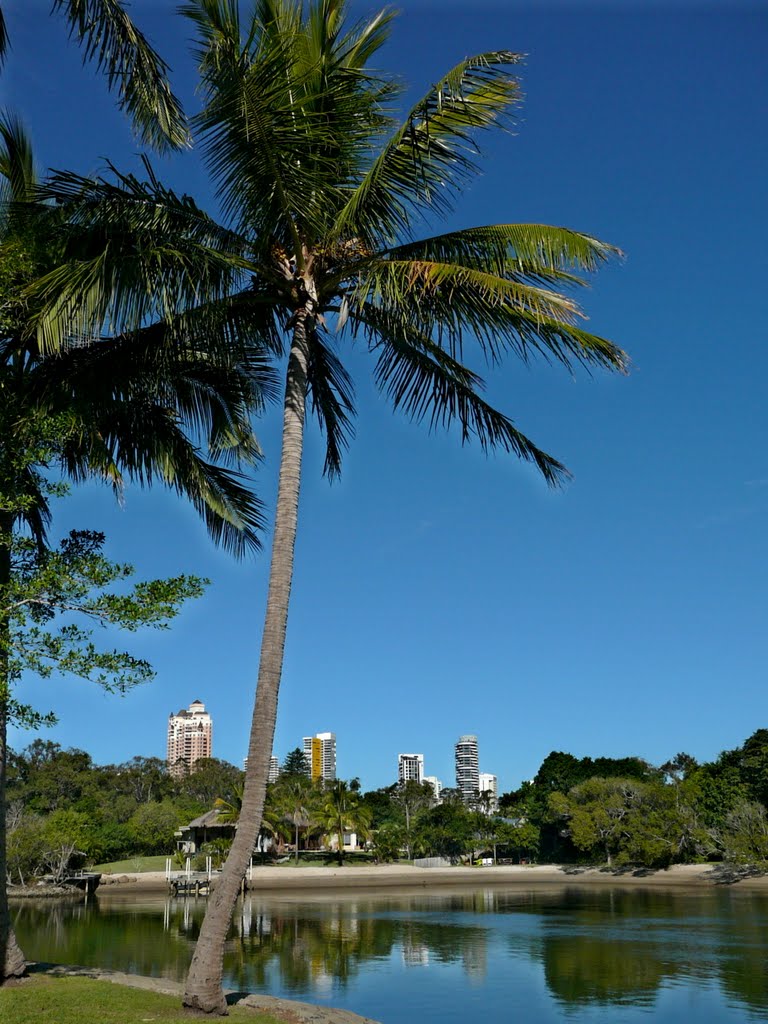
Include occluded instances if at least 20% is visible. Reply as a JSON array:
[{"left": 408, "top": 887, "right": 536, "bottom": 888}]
[
  {"left": 166, "top": 712, "right": 502, "bottom": 798},
  {"left": 6, "top": 6, "right": 765, "bottom": 793}
]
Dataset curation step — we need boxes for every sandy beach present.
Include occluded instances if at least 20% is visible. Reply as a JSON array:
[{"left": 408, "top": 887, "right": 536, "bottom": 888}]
[{"left": 98, "top": 862, "right": 768, "bottom": 893}]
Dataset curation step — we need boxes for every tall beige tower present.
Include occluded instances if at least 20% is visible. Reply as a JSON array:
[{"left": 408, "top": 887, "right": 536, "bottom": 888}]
[{"left": 167, "top": 699, "right": 212, "bottom": 776}]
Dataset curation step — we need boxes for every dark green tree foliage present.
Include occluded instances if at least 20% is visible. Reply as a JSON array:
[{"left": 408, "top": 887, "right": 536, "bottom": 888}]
[
  {"left": 5, "top": 742, "right": 246, "bottom": 874},
  {"left": 0, "top": 519, "right": 206, "bottom": 975},
  {"left": 731, "top": 730, "right": 768, "bottom": 807},
  {"left": 112, "top": 756, "right": 172, "bottom": 805},
  {"left": 549, "top": 777, "right": 715, "bottom": 868},
  {"left": 391, "top": 780, "right": 435, "bottom": 859},
  {"left": 534, "top": 751, "right": 654, "bottom": 798},
  {"left": 282, "top": 747, "right": 308, "bottom": 777},
  {"left": 497, "top": 733, "right": 768, "bottom": 870},
  {"left": 127, "top": 801, "right": 185, "bottom": 856},
  {"left": 413, "top": 802, "right": 475, "bottom": 863},
  {"left": 174, "top": 758, "right": 243, "bottom": 810},
  {"left": 501, "top": 751, "right": 655, "bottom": 863},
  {"left": 3, "top": 529, "right": 206, "bottom": 729},
  {"left": 360, "top": 787, "right": 400, "bottom": 828},
  {"left": 660, "top": 752, "right": 698, "bottom": 782},
  {"left": 721, "top": 801, "right": 768, "bottom": 863},
  {"left": 495, "top": 820, "right": 540, "bottom": 863}
]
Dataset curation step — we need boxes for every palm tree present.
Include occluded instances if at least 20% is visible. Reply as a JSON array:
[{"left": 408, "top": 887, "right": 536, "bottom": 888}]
[
  {"left": 0, "top": 0, "right": 188, "bottom": 153},
  {"left": 317, "top": 779, "right": 372, "bottom": 867},
  {"left": 213, "top": 783, "right": 244, "bottom": 824},
  {"left": 26, "top": 1, "right": 626, "bottom": 1009},
  {"left": 0, "top": 118, "right": 269, "bottom": 981},
  {"left": 271, "top": 773, "right": 317, "bottom": 863},
  {"left": 1, "top": 113, "right": 268, "bottom": 547}
]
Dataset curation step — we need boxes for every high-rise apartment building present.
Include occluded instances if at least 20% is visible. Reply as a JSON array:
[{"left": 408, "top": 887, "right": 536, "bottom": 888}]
[
  {"left": 478, "top": 772, "right": 499, "bottom": 813},
  {"left": 167, "top": 700, "right": 212, "bottom": 776},
  {"left": 302, "top": 732, "right": 337, "bottom": 781},
  {"left": 455, "top": 734, "right": 479, "bottom": 804},
  {"left": 243, "top": 755, "right": 280, "bottom": 783},
  {"left": 424, "top": 776, "right": 442, "bottom": 801},
  {"left": 398, "top": 753, "right": 424, "bottom": 784}
]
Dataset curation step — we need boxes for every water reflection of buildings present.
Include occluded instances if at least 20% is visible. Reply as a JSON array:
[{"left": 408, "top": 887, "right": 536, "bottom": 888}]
[
  {"left": 462, "top": 936, "right": 487, "bottom": 983},
  {"left": 402, "top": 930, "right": 430, "bottom": 967},
  {"left": 236, "top": 900, "right": 273, "bottom": 941}
]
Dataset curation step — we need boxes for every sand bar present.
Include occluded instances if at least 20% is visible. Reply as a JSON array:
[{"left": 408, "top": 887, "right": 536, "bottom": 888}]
[{"left": 97, "top": 862, "right": 767, "bottom": 894}]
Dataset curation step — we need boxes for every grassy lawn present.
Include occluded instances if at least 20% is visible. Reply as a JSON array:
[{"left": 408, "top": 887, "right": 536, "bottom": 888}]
[
  {"left": 278, "top": 853, "right": 377, "bottom": 867},
  {"left": 90, "top": 855, "right": 171, "bottom": 873},
  {"left": 0, "top": 975, "right": 285, "bottom": 1024}
]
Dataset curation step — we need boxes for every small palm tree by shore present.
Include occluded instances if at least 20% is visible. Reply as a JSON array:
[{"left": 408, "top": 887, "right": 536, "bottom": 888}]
[{"left": 317, "top": 781, "right": 372, "bottom": 867}]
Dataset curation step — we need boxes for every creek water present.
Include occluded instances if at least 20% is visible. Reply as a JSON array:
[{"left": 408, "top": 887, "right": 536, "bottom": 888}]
[{"left": 12, "top": 884, "right": 768, "bottom": 1023}]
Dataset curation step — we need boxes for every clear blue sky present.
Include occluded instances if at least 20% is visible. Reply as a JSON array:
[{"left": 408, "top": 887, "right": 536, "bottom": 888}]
[{"left": 4, "top": 1, "right": 767, "bottom": 793}]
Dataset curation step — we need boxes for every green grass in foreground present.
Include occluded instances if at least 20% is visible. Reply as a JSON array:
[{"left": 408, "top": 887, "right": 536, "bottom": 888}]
[
  {"left": 90, "top": 855, "right": 170, "bottom": 873},
  {"left": 0, "top": 975, "right": 284, "bottom": 1024}
]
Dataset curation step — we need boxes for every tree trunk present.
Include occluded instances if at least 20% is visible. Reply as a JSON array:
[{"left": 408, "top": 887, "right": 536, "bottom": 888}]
[
  {"left": 183, "top": 316, "right": 310, "bottom": 1014},
  {"left": 0, "top": 513, "right": 27, "bottom": 981},
  {"left": 294, "top": 822, "right": 299, "bottom": 865}
]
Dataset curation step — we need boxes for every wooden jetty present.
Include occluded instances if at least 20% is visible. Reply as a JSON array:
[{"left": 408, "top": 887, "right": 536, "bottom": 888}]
[
  {"left": 63, "top": 872, "right": 102, "bottom": 896},
  {"left": 168, "top": 872, "right": 212, "bottom": 896}
]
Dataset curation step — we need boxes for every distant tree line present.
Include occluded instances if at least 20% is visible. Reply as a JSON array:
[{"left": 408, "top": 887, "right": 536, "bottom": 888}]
[
  {"left": 498, "top": 731, "right": 768, "bottom": 868},
  {"left": 5, "top": 741, "right": 243, "bottom": 882},
  {"left": 5, "top": 729, "right": 768, "bottom": 884}
]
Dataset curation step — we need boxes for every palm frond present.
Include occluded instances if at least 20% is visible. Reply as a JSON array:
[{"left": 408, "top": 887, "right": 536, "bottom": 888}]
[
  {"left": 190, "top": 0, "right": 392, "bottom": 250},
  {"left": 25, "top": 295, "right": 281, "bottom": 461},
  {"left": 385, "top": 224, "right": 623, "bottom": 282},
  {"left": 0, "top": 111, "right": 37, "bottom": 205},
  {"left": 179, "top": 0, "right": 243, "bottom": 76},
  {"left": 356, "top": 258, "right": 585, "bottom": 326},
  {"left": 332, "top": 51, "right": 523, "bottom": 245},
  {"left": 0, "top": 9, "right": 8, "bottom": 68},
  {"left": 332, "top": 3, "right": 393, "bottom": 70},
  {"left": 29, "top": 163, "right": 255, "bottom": 354},
  {"left": 354, "top": 303, "right": 568, "bottom": 486},
  {"left": 51, "top": 0, "right": 189, "bottom": 152},
  {"left": 306, "top": 326, "right": 355, "bottom": 478},
  {"left": 352, "top": 257, "right": 628, "bottom": 372},
  {"left": 7, "top": 463, "right": 53, "bottom": 551},
  {"left": 59, "top": 400, "right": 265, "bottom": 557}
]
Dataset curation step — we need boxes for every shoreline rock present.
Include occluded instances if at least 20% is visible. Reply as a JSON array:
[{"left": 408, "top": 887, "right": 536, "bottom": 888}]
[
  {"left": 29, "top": 963, "right": 382, "bottom": 1024},
  {"left": 7, "top": 883, "right": 84, "bottom": 901}
]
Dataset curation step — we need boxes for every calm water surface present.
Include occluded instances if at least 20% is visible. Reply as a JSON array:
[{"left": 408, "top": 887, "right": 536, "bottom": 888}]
[{"left": 12, "top": 885, "right": 768, "bottom": 1023}]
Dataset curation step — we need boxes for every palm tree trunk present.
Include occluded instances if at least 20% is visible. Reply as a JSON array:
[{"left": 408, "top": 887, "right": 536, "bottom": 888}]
[
  {"left": 0, "top": 513, "right": 27, "bottom": 980},
  {"left": 183, "top": 314, "right": 311, "bottom": 1014}
]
